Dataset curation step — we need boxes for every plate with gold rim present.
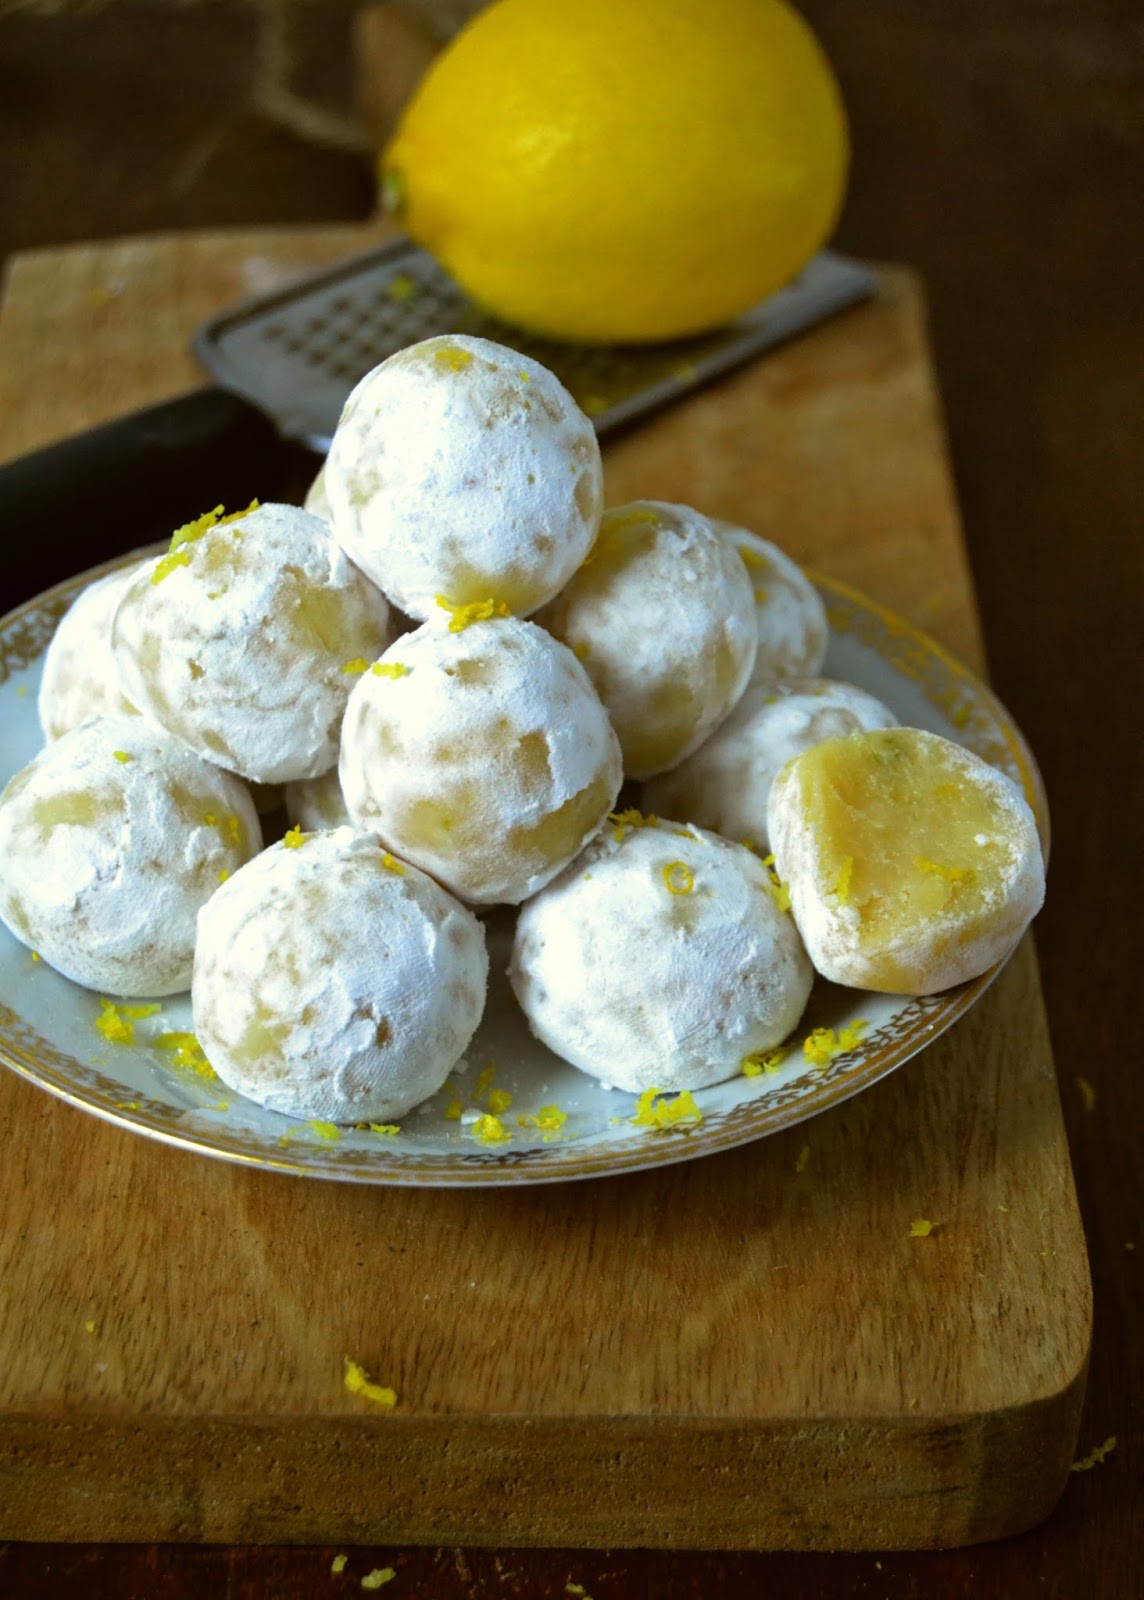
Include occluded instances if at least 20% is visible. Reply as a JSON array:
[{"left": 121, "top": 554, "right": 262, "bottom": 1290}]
[{"left": 0, "top": 555, "right": 1049, "bottom": 1187}]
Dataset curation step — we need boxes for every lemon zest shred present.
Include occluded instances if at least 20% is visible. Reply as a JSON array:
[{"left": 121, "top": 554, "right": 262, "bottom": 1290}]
[
  {"left": 368, "top": 1123, "right": 400, "bottom": 1138},
  {"left": 631, "top": 1087, "right": 703, "bottom": 1130},
  {"left": 803, "top": 1021, "right": 868, "bottom": 1068},
  {"left": 155, "top": 1031, "right": 217, "bottom": 1079},
  {"left": 908, "top": 1218, "right": 934, "bottom": 1238},
  {"left": 759, "top": 852, "right": 792, "bottom": 912},
  {"left": 30, "top": 951, "right": 40, "bottom": 963},
  {"left": 343, "top": 1356, "right": 397, "bottom": 1407},
  {"left": 741, "top": 1046, "right": 786, "bottom": 1077},
  {"left": 517, "top": 1104, "right": 568, "bottom": 1140},
  {"left": 663, "top": 861, "right": 694, "bottom": 895},
  {"left": 371, "top": 661, "right": 410, "bottom": 678},
  {"left": 443, "top": 1097, "right": 464, "bottom": 1122},
  {"left": 331, "top": 1553, "right": 348, "bottom": 1574},
  {"left": 84, "top": 1319, "right": 97, "bottom": 1334},
  {"left": 385, "top": 273, "right": 416, "bottom": 302},
  {"left": 113, "top": 750, "right": 132, "bottom": 764},
  {"left": 472, "top": 1113, "right": 511, "bottom": 1144},
  {"left": 341, "top": 657, "right": 369, "bottom": 675},
  {"left": 380, "top": 851, "right": 405, "bottom": 875},
  {"left": 487, "top": 1087, "right": 513, "bottom": 1115},
  {"left": 308, "top": 1120, "right": 341, "bottom": 1141},
  {"left": 473, "top": 1063, "right": 497, "bottom": 1101},
  {"left": 219, "top": 499, "right": 259, "bottom": 527},
  {"left": 283, "top": 825, "right": 305, "bottom": 849},
  {"left": 433, "top": 343, "right": 472, "bottom": 372},
  {"left": 435, "top": 594, "right": 510, "bottom": 632},
  {"left": 915, "top": 856, "right": 970, "bottom": 882},
  {"left": 1070, "top": 1435, "right": 1117, "bottom": 1472},
  {"left": 737, "top": 545, "right": 769, "bottom": 571},
  {"left": 608, "top": 807, "right": 656, "bottom": 843},
  {"left": 121, "top": 1003, "right": 160, "bottom": 1020},
  {"left": 151, "top": 549, "right": 192, "bottom": 585},
  {"left": 95, "top": 999, "right": 134, "bottom": 1046},
  {"left": 217, "top": 869, "right": 230, "bottom": 884},
  {"left": 361, "top": 1570, "right": 396, "bottom": 1591}
]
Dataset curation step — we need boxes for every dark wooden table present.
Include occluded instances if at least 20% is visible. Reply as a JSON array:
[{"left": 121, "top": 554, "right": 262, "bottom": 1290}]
[{"left": 1, "top": 1, "right": 1139, "bottom": 1595}]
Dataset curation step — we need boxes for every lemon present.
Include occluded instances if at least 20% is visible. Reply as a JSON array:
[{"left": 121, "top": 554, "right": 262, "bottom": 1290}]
[{"left": 382, "top": 0, "right": 849, "bottom": 343}]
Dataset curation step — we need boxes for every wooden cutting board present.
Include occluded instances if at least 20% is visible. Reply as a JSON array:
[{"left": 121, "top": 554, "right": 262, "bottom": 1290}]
[{"left": 0, "top": 227, "right": 1091, "bottom": 1550}]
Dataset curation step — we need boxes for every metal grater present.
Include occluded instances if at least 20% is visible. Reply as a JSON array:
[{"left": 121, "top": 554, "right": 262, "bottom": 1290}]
[{"left": 194, "top": 238, "right": 877, "bottom": 452}]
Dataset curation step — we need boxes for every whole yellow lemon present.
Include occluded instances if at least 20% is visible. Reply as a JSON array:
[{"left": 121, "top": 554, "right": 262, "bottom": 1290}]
[{"left": 382, "top": 0, "right": 849, "bottom": 343}]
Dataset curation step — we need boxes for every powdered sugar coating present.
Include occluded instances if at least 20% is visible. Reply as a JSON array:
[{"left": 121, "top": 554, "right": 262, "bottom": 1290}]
[
  {"left": 111, "top": 502, "right": 391, "bottom": 784},
  {"left": 767, "top": 728, "right": 1046, "bottom": 995},
  {"left": 303, "top": 463, "right": 332, "bottom": 523},
  {"left": 339, "top": 615, "right": 622, "bottom": 907},
  {"left": 644, "top": 677, "right": 897, "bottom": 853},
  {"left": 713, "top": 521, "right": 828, "bottom": 686},
  {"left": 0, "top": 716, "right": 261, "bottom": 996},
  {"left": 193, "top": 827, "right": 488, "bottom": 1123},
  {"left": 536, "top": 501, "right": 758, "bottom": 779},
  {"left": 38, "top": 561, "right": 145, "bottom": 741},
  {"left": 510, "top": 820, "right": 814, "bottom": 1094},
  {"left": 325, "top": 334, "right": 603, "bottom": 619}
]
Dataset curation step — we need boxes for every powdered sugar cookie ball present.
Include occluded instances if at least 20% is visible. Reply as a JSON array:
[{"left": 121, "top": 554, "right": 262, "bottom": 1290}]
[
  {"left": 284, "top": 764, "right": 350, "bottom": 831},
  {"left": 325, "top": 335, "right": 603, "bottom": 619},
  {"left": 510, "top": 817, "right": 813, "bottom": 1094},
  {"left": 38, "top": 560, "right": 146, "bottom": 741},
  {"left": 193, "top": 827, "right": 488, "bottom": 1123},
  {"left": 767, "top": 727, "right": 1046, "bottom": 995},
  {"left": 644, "top": 678, "right": 897, "bottom": 853},
  {"left": 303, "top": 463, "right": 331, "bottom": 523},
  {"left": 111, "top": 502, "right": 391, "bottom": 784},
  {"left": 339, "top": 615, "right": 622, "bottom": 906},
  {"left": 713, "top": 521, "right": 829, "bottom": 686},
  {"left": 0, "top": 716, "right": 261, "bottom": 996},
  {"left": 536, "top": 501, "right": 757, "bottom": 779}
]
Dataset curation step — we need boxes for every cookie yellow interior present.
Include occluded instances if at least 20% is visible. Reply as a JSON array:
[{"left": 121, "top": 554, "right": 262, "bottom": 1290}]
[{"left": 797, "top": 729, "right": 1016, "bottom": 941}]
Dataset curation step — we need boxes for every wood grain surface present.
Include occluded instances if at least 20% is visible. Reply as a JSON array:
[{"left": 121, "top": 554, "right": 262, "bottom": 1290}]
[
  {"left": 0, "top": 0, "right": 1140, "bottom": 1593},
  {"left": 0, "top": 229, "right": 1089, "bottom": 1551}
]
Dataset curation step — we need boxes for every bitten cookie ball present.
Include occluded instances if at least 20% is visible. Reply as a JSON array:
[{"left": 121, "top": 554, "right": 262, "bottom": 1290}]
[
  {"left": 0, "top": 716, "right": 261, "bottom": 996},
  {"left": 111, "top": 502, "right": 391, "bottom": 784},
  {"left": 536, "top": 501, "right": 757, "bottom": 779},
  {"left": 713, "top": 521, "right": 829, "bottom": 687},
  {"left": 510, "top": 817, "right": 814, "bottom": 1094},
  {"left": 38, "top": 560, "right": 146, "bottom": 741},
  {"left": 193, "top": 827, "right": 488, "bottom": 1123},
  {"left": 339, "top": 615, "right": 622, "bottom": 906},
  {"left": 767, "top": 727, "right": 1046, "bottom": 994},
  {"left": 325, "top": 335, "right": 603, "bottom": 619},
  {"left": 644, "top": 678, "right": 897, "bottom": 853}
]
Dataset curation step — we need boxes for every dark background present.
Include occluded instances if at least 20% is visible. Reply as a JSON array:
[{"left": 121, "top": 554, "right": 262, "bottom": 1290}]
[{"left": 1, "top": 1, "right": 1140, "bottom": 1594}]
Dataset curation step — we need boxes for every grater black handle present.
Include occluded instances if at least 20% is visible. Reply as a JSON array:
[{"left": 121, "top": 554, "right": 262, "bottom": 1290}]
[{"left": 1, "top": 387, "right": 304, "bottom": 605}]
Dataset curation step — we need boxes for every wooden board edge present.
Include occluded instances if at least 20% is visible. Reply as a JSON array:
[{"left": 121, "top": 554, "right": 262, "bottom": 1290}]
[{"left": 0, "top": 1363, "right": 1089, "bottom": 1551}]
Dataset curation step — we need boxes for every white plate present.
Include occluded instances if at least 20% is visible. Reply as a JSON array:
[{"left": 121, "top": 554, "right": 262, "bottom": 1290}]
[{"left": 0, "top": 556, "right": 1048, "bottom": 1187}]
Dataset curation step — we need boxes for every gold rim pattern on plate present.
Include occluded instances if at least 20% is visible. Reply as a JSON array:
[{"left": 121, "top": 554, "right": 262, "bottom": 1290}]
[{"left": 0, "top": 557, "right": 1049, "bottom": 1187}]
